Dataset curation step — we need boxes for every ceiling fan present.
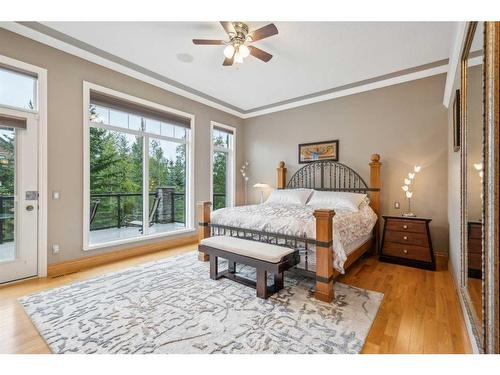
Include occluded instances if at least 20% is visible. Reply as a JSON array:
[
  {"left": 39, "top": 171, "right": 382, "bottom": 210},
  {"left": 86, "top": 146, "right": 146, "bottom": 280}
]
[{"left": 193, "top": 22, "right": 278, "bottom": 66}]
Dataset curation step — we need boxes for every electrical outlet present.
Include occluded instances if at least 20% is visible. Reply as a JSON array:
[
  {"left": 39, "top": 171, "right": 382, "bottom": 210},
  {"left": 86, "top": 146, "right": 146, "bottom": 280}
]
[
  {"left": 394, "top": 201, "right": 400, "bottom": 209},
  {"left": 52, "top": 191, "right": 60, "bottom": 200},
  {"left": 52, "top": 244, "right": 60, "bottom": 254}
]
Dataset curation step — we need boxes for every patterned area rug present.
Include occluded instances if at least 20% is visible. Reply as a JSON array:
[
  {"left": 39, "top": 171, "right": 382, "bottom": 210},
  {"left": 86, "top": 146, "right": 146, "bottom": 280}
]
[{"left": 19, "top": 252, "right": 383, "bottom": 354}]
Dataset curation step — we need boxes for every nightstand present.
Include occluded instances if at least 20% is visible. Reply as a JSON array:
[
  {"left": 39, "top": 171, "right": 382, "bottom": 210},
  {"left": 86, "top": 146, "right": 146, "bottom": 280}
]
[{"left": 379, "top": 216, "right": 435, "bottom": 271}]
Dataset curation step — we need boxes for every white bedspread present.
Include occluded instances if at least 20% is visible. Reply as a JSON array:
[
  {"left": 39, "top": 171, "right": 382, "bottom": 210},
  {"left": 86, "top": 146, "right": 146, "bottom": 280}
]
[{"left": 210, "top": 202, "right": 377, "bottom": 273}]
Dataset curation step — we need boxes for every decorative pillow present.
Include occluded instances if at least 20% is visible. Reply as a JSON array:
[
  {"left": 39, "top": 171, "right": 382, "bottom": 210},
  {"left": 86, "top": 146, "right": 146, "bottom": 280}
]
[
  {"left": 265, "top": 189, "right": 313, "bottom": 206},
  {"left": 306, "top": 191, "right": 367, "bottom": 212}
]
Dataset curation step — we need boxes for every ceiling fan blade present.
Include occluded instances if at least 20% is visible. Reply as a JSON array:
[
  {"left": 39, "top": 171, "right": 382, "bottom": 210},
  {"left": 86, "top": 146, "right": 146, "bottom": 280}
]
[
  {"left": 192, "top": 39, "right": 225, "bottom": 45},
  {"left": 248, "top": 23, "right": 278, "bottom": 42},
  {"left": 223, "top": 55, "right": 234, "bottom": 66},
  {"left": 220, "top": 21, "right": 234, "bottom": 35},
  {"left": 249, "top": 46, "right": 273, "bottom": 62}
]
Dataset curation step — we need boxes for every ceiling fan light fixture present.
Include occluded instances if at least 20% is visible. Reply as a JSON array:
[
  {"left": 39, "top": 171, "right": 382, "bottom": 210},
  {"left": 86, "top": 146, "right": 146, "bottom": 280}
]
[
  {"left": 234, "top": 52, "right": 244, "bottom": 64},
  {"left": 223, "top": 44, "right": 235, "bottom": 58},
  {"left": 238, "top": 44, "right": 250, "bottom": 58}
]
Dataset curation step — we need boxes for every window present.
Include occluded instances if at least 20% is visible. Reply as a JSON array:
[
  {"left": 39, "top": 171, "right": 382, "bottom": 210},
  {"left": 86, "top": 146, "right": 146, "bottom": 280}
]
[
  {"left": 0, "top": 66, "right": 37, "bottom": 110},
  {"left": 211, "top": 122, "right": 236, "bottom": 210},
  {"left": 84, "top": 84, "right": 193, "bottom": 249}
]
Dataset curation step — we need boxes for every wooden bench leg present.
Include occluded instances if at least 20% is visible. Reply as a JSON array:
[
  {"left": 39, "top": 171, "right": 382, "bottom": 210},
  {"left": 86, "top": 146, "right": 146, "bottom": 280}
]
[
  {"left": 256, "top": 268, "right": 268, "bottom": 299},
  {"left": 210, "top": 256, "right": 218, "bottom": 280},
  {"left": 274, "top": 272, "right": 284, "bottom": 290},
  {"left": 228, "top": 261, "right": 236, "bottom": 274}
]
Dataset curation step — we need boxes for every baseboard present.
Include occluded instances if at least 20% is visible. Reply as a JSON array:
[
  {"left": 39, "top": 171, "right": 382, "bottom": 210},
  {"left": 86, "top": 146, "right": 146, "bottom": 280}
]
[
  {"left": 434, "top": 251, "right": 449, "bottom": 271},
  {"left": 47, "top": 234, "right": 198, "bottom": 277}
]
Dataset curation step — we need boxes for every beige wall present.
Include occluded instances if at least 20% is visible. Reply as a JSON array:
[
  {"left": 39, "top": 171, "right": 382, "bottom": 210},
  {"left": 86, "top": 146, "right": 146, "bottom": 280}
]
[
  {"left": 0, "top": 28, "right": 244, "bottom": 264},
  {"left": 243, "top": 74, "right": 450, "bottom": 253}
]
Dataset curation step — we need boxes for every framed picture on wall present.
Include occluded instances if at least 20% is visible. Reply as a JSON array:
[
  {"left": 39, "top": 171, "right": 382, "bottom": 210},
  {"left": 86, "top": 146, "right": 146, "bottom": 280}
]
[
  {"left": 453, "top": 89, "right": 461, "bottom": 152},
  {"left": 298, "top": 140, "right": 339, "bottom": 164}
]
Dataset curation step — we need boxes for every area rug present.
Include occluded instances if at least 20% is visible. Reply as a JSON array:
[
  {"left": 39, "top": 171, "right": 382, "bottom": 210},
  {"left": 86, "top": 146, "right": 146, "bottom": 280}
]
[{"left": 19, "top": 251, "right": 383, "bottom": 354}]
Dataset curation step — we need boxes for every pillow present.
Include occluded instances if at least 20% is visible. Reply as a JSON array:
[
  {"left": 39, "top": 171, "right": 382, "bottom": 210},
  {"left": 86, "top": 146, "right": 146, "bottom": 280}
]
[
  {"left": 265, "top": 189, "right": 313, "bottom": 206},
  {"left": 306, "top": 191, "right": 367, "bottom": 212}
]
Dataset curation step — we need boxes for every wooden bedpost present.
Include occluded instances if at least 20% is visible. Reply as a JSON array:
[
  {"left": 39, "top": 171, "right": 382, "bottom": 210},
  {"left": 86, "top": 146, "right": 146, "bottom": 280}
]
[
  {"left": 197, "top": 201, "right": 212, "bottom": 261},
  {"left": 314, "top": 209, "right": 335, "bottom": 303},
  {"left": 369, "top": 154, "right": 382, "bottom": 253},
  {"left": 277, "top": 161, "right": 287, "bottom": 189}
]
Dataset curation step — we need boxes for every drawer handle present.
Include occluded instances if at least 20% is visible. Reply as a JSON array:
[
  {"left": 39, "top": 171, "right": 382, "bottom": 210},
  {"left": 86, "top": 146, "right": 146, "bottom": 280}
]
[
  {"left": 403, "top": 249, "right": 408, "bottom": 254},
  {"left": 403, "top": 225, "right": 408, "bottom": 229},
  {"left": 403, "top": 236, "right": 408, "bottom": 240}
]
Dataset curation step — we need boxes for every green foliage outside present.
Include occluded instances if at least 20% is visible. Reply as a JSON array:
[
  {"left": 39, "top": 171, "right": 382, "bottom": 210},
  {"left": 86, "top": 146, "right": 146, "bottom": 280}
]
[
  {"left": 0, "top": 129, "right": 14, "bottom": 243},
  {"left": 212, "top": 136, "right": 228, "bottom": 210},
  {"left": 89, "top": 105, "right": 187, "bottom": 229}
]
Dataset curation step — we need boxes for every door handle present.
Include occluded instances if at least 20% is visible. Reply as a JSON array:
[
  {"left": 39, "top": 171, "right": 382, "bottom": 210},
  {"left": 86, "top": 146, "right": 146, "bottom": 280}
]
[{"left": 26, "top": 205, "right": 34, "bottom": 212}]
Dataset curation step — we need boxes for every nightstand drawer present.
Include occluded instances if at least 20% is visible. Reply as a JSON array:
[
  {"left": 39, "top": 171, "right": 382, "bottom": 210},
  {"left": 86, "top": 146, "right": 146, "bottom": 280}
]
[
  {"left": 468, "top": 225, "right": 482, "bottom": 239},
  {"left": 382, "top": 242, "right": 432, "bottom": 262},
  {"left": 468, "top": 253, "right": 482, "bottom": 270},
  {"left": 468, "top": 238, "right": 482, "bottom": 254},
  {"left": 385, "top": 219, "right": 426, "bottom": 234},
  {"left": 384, "top": 230, "right": 429, "bottom": 247}
]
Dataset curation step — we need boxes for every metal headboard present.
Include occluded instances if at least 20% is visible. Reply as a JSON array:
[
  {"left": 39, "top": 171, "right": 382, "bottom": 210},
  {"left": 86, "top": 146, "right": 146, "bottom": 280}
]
[{"left": 286, "top": 160, "right": 375, "bottom": 192}]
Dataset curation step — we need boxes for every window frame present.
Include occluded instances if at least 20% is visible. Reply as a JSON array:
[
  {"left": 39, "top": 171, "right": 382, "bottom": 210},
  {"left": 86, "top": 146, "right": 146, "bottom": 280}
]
[
  {"left": 210, "top": 121, "right": 236, "bottom": 209},
  {"left": 83, "top": 82, "right": 195, "bottom": 251},
  {"left": 0, "top": 64, "right": 38, "bottom": 112}
]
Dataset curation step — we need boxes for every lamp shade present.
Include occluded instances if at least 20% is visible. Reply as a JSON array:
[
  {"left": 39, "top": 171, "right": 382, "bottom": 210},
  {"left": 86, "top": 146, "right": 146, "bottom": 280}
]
[{"left": 253, "top": 183, "right": 270, "bottom": 189}]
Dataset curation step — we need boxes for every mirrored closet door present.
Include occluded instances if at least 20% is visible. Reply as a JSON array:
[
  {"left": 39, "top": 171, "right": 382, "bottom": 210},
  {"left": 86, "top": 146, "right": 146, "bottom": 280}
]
[{"left": 460, "top": 21, "right": 500, "bottom": 353}]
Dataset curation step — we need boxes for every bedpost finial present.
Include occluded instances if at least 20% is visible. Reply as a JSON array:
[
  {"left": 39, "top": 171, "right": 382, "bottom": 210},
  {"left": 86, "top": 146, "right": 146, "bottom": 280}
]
[
  {"left": 279, "top": 161, "right": 285, "bottom": 168},
  {"left": 370, "top": 154, "right": 380, "bottom": 163}
]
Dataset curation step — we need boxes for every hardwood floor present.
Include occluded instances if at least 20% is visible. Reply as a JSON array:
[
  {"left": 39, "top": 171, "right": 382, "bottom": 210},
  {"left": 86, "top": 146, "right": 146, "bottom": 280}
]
[
  {"left": 339, "top": 256, "right": 472, "bottom": 353},
  {"left": 0, "top": 244, "right": 471, "bottom": 354}
]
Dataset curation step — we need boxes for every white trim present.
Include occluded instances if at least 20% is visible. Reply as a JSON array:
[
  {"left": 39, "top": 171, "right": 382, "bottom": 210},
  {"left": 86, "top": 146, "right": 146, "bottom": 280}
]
[
  {"left": 82, "top": 81, "right": 195, "bottom": 251},
  {"left": 0, "top": 22, "right": 243, "bottom": 118},
  {"left": 0, "top": 54, "right": 48, "bottom": 278},
  {"left": 443, "top": 22, "right": 468, "bottom": 108},
  {"left": 0, "top": 55, "right": 48, "bottom": 277},
  {"left": 243, "top": 63, "right": 449, "bottom": 118},
  {"left": 84, "top": 228, "right": 196, "bottom": 251},
  {"left": 210, "top": 121, "right": 236, "bottom": 208},
  {"left": 2, "top": 21, "right": 452, "bottom": 119}
]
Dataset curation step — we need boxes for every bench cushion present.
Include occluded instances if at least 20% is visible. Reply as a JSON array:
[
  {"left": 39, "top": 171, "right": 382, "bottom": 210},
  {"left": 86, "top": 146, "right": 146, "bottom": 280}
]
[{"left": 200, "top": 236, "right": 295, "bottom": 263}]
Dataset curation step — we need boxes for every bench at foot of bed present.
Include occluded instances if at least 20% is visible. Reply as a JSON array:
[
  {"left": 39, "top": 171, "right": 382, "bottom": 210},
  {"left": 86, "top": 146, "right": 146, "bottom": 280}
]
[{"left": 199, "top": 236, "right": 300, "bottom": 299}]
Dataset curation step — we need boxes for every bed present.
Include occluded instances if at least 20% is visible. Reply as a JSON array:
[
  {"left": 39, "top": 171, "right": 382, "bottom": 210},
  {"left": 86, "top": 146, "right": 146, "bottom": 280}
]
[{"left": 197, "top": 154, "right": 382, "bottom": 303}]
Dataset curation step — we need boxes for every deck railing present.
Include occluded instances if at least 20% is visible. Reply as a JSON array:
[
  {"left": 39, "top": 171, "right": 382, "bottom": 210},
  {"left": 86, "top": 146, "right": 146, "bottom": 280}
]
[
  {"left": 89, "top": 191, "right": 187, "bottom": 231},
  {"left": 0, "top": 191, "right": 228, "bottom": 242},
  {"left": 0, "top": 195, "right": 14, "bottom": 244}
]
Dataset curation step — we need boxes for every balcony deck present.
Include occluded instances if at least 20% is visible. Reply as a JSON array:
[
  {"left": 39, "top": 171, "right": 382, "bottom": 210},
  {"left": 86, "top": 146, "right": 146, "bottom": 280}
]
[{"left": 89, "top": 222, "right": 186, "bottom": 245}]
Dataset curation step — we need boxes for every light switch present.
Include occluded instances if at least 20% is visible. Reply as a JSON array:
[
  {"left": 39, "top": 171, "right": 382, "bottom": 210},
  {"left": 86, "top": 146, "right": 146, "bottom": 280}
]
[
  {"left": 52, "top": 244, "right": 60, "bottom": 254},
  {"left": 52, "top": 191, "right": 60, "bottom": 200},
  {"left": 394, "top": 201, "right": 400, "bottom": 209}
]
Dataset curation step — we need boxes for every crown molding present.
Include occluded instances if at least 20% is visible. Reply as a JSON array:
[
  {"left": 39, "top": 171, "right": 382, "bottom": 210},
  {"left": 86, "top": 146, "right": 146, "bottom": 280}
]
[
  {"left": 2, "top": 21, "right": 450, "bottom": 119},
  {"left": 0, "top": 21, "right": 245, "bottom": 117},
  {"left": 242, "top": 61, "right": 448, "bottom": 118},
  {"left": 443, "top": 22, "right": 467, "bottom": 108}
]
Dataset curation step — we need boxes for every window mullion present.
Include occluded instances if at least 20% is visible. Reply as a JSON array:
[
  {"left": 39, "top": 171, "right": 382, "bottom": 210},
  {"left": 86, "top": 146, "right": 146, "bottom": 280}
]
[{"left": 142, "top": 132, "right": 150, "bottom": 236}]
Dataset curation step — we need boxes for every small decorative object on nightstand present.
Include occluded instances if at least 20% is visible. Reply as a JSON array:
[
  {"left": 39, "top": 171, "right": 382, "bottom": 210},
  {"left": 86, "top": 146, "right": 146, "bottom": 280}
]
[
  {"left": 380, "top": 215, "right": 435, "bottom": 270},
  {"left": 400, "top": 165, "right": 421, "bottom": 217}
]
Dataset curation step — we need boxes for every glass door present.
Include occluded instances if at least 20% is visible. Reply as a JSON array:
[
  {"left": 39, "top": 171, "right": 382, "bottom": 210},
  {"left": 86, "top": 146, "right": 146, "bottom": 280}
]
[{"left": 0, "top": 109, "right": 38, "bottom": 284}]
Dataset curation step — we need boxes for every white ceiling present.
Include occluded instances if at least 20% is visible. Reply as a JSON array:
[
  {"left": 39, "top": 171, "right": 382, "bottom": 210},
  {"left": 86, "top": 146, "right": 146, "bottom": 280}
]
[{"left": 40, "top": 21, "right": 455, "bottom": 112}]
